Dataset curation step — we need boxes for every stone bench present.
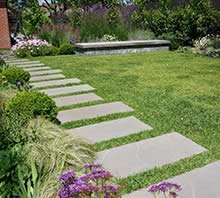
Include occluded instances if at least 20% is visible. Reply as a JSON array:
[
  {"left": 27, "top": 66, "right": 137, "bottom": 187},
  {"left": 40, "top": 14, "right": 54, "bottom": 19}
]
[{"left": 75, "top": 40, "right": 171, "bottom": 55}]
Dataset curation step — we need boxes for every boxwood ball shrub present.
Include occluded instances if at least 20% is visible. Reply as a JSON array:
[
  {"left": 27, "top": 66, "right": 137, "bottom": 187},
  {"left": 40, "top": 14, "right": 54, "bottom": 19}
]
[
  {"left": 2, "top": 67, "right": 30, "bottom": 85},
  {"left": 6, "top": 91, "right": 58, "bottom": 122},
  {"left": 59, "top": 43, "right": 75, "bottom": 55}
]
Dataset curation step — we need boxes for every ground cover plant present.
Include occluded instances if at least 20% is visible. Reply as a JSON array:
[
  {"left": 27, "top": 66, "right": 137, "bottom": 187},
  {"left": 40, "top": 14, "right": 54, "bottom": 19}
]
[{"left": 34, "top": 51, "right": 220, "bottom": 194}]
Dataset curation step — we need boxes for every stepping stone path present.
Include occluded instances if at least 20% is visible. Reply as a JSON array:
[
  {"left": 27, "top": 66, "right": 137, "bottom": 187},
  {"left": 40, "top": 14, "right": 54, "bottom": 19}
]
[
  {"left": 30, "top": 78, "right": 81, "bottom": 88},
  {"left": 68, "top": 116, "right": 152, "bottom": 143},
  {"left": 54, "top": 93, "right": 103, "bottom": 107},
  {"left": 30, "top": 74, "right": 65, "bottom": 82},
  {"left": 57, "top": 102, "right": 133, "bottom": 124},
  {"left": 5, "top": 56, "right": 216, "bottom": 197},
  {"left": 124, "top": 160, "right": 220, "bottom": 198}
]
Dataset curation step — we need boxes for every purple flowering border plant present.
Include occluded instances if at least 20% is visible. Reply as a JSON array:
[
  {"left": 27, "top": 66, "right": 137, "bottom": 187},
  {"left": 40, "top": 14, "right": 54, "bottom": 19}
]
[
  {"left": 58, "top": 163, "right": 120, "bottom": 198},
  {"left": 148, "top": 181, "right": 182, "bottom": 198}
]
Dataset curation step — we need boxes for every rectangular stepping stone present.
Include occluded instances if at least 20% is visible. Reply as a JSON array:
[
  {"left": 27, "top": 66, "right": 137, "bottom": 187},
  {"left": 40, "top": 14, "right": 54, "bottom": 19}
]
[
  {"left": 8, "top": 61, "right": 40, "bottom": 65},
  {"left": 40, "top": 84, "right": 95, "bottom": 96},
  {"left": 30, "top": 74, "right": 65, "bottom": 82},
  {"left": 97, "top": 132, "right": 207, "bottom": 178},
  {"left": 68, "top": 116, "right": 152, "bottom": 143},
  {"left": 24, "top": 66, "right": 51, "bottom": 72},
  {"left": 57, "top": 102, "right": 133, "bottom": 124},
  {"left": 54, "top": 93, "right": 103, "bottom": 107},
  {"left": 123, "top": 161, "right": 220, "bottom": 198},
  {"left": 29, "top": 69, "right": 62, "bottom": 76},
  {"left": 5, "top": 59, "right": 29, "bottom": 63},
  {"left": 30, "top": 78, "right": 81, "bottom": 88},
  {"left": 17, "top": 63, "right": 45, "bottom": 68}
]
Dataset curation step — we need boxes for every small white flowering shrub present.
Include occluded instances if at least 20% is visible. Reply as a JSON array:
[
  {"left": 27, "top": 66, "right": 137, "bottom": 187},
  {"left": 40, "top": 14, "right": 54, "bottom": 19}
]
[
  {"left": 193, "top": 36, "right": 220, "bottom": 58},
  {"left": 193, "top": 36, "right": 211, "bottom": 50},
  {"left": 12, "top": 39, "right": 59, "bottom": 58},
  {"left": 101, "top": 34, "right": 118, "bottom": 42}
]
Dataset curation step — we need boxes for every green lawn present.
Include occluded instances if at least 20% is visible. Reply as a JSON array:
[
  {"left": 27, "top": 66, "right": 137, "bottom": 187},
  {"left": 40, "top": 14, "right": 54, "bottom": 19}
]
[{"left": 34, "top": 51, "right": 220, "bottom": 194}]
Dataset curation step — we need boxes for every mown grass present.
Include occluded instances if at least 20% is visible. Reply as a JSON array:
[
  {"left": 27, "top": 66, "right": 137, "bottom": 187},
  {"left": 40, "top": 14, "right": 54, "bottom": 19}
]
[{"left": 34, "top": 51, "right": 220, "bottom": 194}]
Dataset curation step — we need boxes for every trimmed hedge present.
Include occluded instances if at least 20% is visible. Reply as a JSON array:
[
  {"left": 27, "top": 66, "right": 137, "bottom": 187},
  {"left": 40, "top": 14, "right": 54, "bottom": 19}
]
[
  {"left": 59, "top": 43, "right": 75, "bottom": 55},
  {"left": 2, "top": 67, "right": 30, "bottom": 85},
  {"left": 6, "top": 91, "right": 58, "bottom": 122}
]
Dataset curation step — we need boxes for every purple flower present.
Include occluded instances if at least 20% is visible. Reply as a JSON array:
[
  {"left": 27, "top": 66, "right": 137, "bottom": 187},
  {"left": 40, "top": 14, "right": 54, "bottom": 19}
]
[
  {"left": 84, "top": 162, "right": 102, "bottom": 170},
  {"left": 148, "top": 181, "right": 182, "bottom": 198},
  {"left": 59, "top": 170, "right": 76, "bottom": 185},
  {"left": 58, "top": 163, "right": 119, "bottom": 198},
  {"left": 90, "top": 168, "right": 112, "bottom": 179}
]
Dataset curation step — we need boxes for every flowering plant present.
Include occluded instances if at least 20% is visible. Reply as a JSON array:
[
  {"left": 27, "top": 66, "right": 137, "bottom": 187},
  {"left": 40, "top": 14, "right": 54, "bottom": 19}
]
[
  {"left": 101, "top": 34, "right": 118, "bottom": 42},
  {"left": 11, "top": 38, "right": 50, "bottom": 52},
  {"left": 193, "top": 36, "right": 210, "bottom": 50},
  {"left": 11, "top": 38, "right": 58, "bottom": 58},
  {"left": 148, "top": 181, "right": 182, "bottom": 198},
  {"left": 58, "top": 163, "right": 120, "bottom": 198}
]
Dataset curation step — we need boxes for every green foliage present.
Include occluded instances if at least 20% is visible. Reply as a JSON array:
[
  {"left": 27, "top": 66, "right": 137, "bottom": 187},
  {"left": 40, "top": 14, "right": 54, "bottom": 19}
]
[
  {"left": 0, "top": 145, "right": 28, "bottom": 197},
  {"left": 0, "top": 57, "right": 7, "bottom": 72},
  {"left": 106, "top": 7, "right": 120, "bottom": 25},
  {"left": 0, "top": 57, "right": 5, "bottom": 66},
  {"left": 2, "top": 67, "right": 30, "bottom": 85},
  {"left": 6, "top": 91, "right": 58, "bottom": 122},
  {"left": 38, "top": 25, "right": 75, "bottom": 47},
  {"left": 22, "top": 0, "right": 50, "bottom": 35},
  {"left": 0, "top": 73, "right": 8, "bottom": 87},
  {"left": 80, "top": 13, "right": 128, "bottom": 42},
  {"left": 134, "top": 0, "right": 220, "bottom": 47},
  {"left": 128, "top": 29, "right": 155, "bottom": 40},
  {"left": 17, "top": 160, "right": 40, "bottom": 198},
  {"left": 68, "top": 6, "right": 82, "bottom": 28},
  {"left": 59, "top": 43, "right": 75, "bottom": 55}
]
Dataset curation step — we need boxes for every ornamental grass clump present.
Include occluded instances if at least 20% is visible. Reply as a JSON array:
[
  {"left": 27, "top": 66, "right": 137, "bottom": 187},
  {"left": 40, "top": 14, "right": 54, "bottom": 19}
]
[
  {"left": 58, "top": 163, "right": 120, "bottom": 198},
  {"left": 23, "top": 117, "right": 95, "bottom": 198},
  {"left": 148, "top": 181, "right": 182, "bottom": 198}
]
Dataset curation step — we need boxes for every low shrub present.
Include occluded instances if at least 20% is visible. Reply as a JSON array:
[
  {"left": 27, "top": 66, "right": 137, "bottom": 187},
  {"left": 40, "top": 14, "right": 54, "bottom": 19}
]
[
  {"left": 59, "top": 43, "right": 75, "bottom": 55},
  {"left": 158, "top": 33, "right": 182, "bottom": 50},
  {"left": 6, "top": 91, "right": 58, "bottom": 122},
  {"left": 192, "top": 36, "right": 220, "bottom": 58},
  {"left": 2, "top": 67, "right": 30, "bottom": 85},
  {"left": 101, "top": 34, "right": 118, "bottom": 42}
]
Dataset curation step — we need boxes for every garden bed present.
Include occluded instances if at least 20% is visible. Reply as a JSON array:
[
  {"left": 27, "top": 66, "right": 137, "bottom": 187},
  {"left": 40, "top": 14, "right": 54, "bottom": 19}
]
[{"left": 75, "top": 40, "right": 171, "bottom": 55}]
